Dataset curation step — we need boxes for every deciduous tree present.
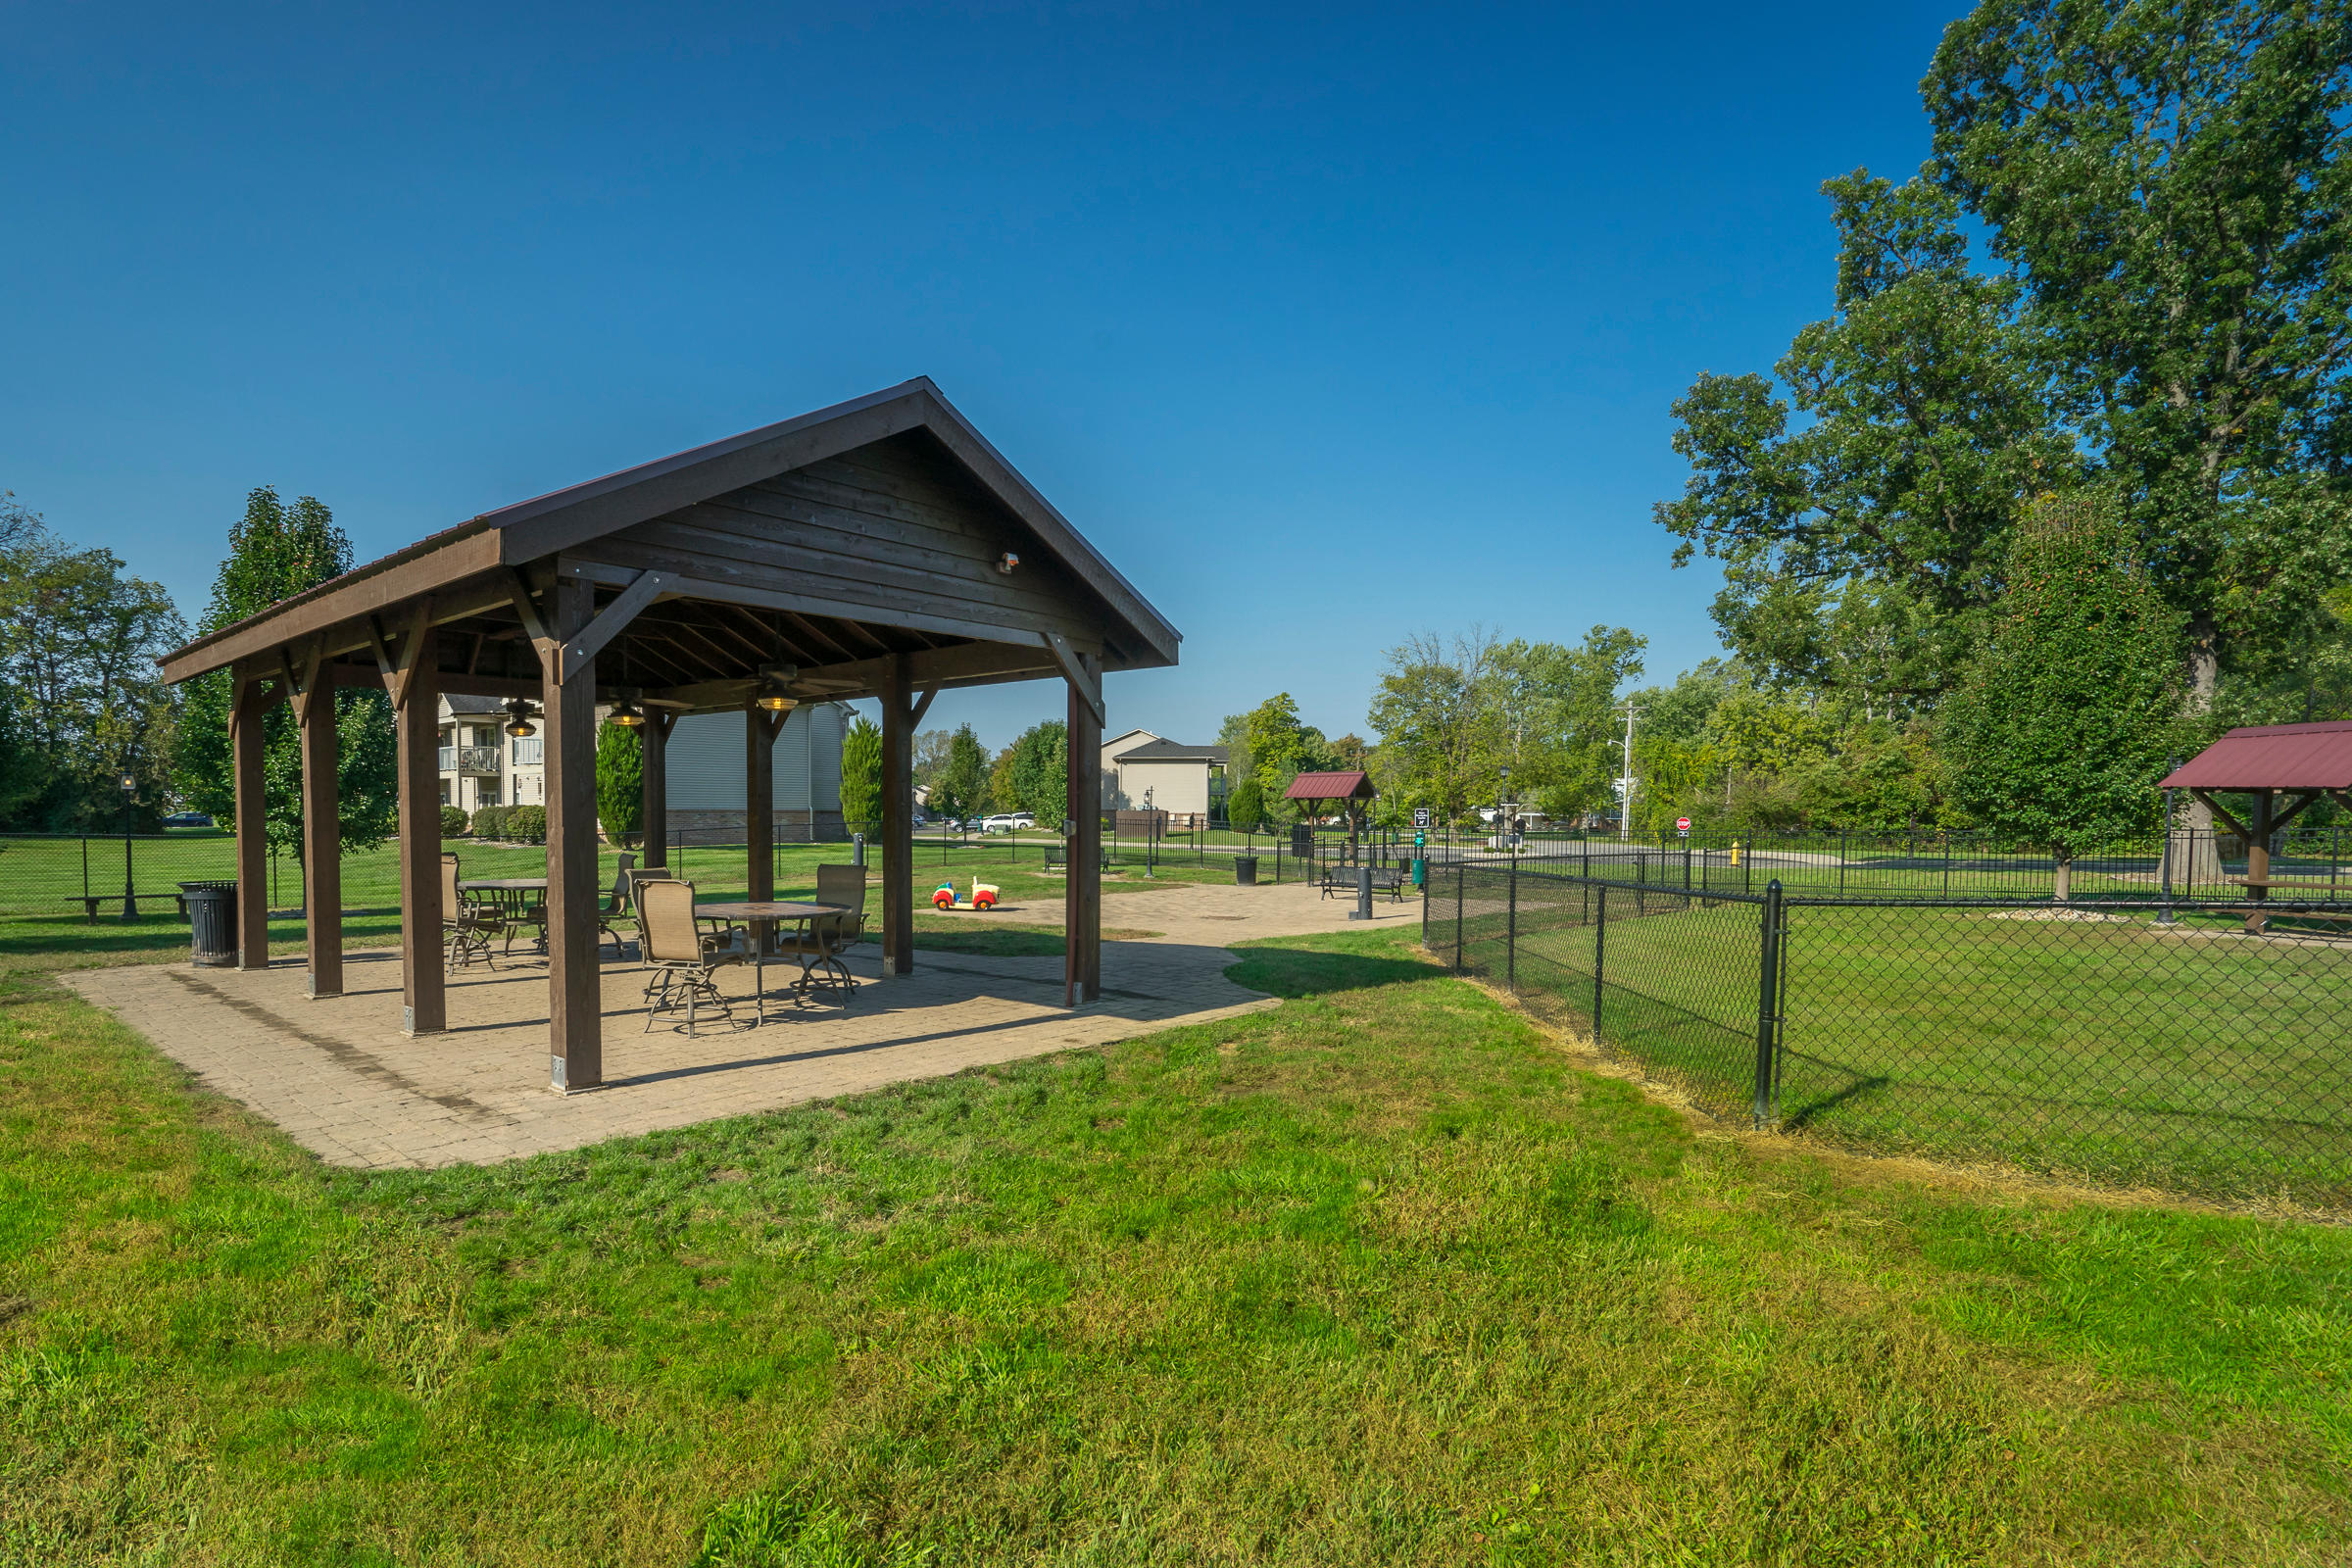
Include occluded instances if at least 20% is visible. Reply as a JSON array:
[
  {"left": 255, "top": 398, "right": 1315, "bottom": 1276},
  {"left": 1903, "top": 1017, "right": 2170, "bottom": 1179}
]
[
  {"left": 1940, "top": 493, "right": 2185, "bottom": 899},
  {"left": 173, "top": 488, "right": 395, "bottom": 856}
]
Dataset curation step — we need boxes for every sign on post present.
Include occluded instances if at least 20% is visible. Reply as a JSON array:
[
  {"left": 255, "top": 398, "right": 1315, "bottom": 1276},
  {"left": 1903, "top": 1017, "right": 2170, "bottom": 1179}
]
[
  {"left": 1412, "top": 808, "right": 1432, "bottom": 829},
  {"left": 1676, "top": 816, "right": 1691, "bottom": 838}
]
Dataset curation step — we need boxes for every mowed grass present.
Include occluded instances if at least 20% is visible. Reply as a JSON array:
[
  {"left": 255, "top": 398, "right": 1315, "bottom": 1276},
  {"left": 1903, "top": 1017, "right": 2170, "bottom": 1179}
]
[
  {"left": 6, "top": 927, "right": 2352, "bottom": 1564},
  {"left": 1484, "top": 893, "right": 2352, "bottom": 1205}
]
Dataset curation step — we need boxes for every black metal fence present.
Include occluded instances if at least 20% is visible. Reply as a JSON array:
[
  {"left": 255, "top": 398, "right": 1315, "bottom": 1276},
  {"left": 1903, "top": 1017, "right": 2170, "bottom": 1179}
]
[{"left": 1427, "top": 859, "right": 2352, "bottom": 1207}]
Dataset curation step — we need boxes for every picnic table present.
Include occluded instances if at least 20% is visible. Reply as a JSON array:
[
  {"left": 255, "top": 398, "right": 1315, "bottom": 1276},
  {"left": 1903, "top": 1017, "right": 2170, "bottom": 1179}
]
[{"left": 2229, "top": 876, "right": 2351, "bottom": 934}]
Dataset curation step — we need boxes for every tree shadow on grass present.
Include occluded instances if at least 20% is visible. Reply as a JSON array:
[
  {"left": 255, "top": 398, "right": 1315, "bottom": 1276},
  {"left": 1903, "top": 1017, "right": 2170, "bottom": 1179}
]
[{"left": 1225, "top": 934, "right": 1445, "bottom": 1000}]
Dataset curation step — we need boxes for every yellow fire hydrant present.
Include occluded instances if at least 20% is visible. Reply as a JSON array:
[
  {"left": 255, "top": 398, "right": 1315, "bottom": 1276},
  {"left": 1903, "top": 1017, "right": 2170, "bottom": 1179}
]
[{"left": 1731, "top": 839, "right": 1742, "bottom": 868}]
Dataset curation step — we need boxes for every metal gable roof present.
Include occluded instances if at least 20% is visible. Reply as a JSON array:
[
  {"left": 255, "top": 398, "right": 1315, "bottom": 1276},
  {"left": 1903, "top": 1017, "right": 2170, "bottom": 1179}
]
[
  {"left": 2161, "top": 722, "right": 2352, "bottom": 791},
  {"left": 160, "top": 378, "right": 1180, "bottom": 682},
  {"left": 1284, "top": 769, "right": 1374, "bottom": 800}
]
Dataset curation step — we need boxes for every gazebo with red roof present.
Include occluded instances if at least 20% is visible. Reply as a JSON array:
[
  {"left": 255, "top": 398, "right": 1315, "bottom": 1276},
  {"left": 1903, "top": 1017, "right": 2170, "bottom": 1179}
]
[
  {"left": 2160, "top": 720, "right": 2352, "bottom": 922},
  {"left": 1284, "top": 769, "right": 1376, "bottom": 857}
]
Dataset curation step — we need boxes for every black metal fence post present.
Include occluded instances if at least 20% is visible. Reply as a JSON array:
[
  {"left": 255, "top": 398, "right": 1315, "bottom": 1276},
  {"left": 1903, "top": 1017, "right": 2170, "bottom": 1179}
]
[
  {"left": 1452, "top": 859, "right": 1465, "bottom": 973},
  {"left": 1505, "top": 845, "right": 1518, "bottom": 990},
  {"left": 1751, "top": 879, "right": 1784, "bottom": 1128},
  {"left": 1591, "top": 882, "right": 1606, "bottom": 1036}
]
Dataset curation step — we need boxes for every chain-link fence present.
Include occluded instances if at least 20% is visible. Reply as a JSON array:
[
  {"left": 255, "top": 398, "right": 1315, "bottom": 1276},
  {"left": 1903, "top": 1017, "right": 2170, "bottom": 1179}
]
[
  {"left": 1413, "top": 826, "right": 2351, "bottom": 906},
  {"left": 1427, "top": 860, "right": 2352, "bottom": 1207}
]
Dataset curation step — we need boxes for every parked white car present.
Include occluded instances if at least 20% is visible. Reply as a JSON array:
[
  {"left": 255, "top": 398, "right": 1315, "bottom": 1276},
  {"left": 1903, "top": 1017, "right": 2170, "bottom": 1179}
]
[
  {"left": 1011, "top": 811, "right": 1036, "bottom": 829},
  {"left": 981, "top": 813, "right": 1022, "bottom": 833}
]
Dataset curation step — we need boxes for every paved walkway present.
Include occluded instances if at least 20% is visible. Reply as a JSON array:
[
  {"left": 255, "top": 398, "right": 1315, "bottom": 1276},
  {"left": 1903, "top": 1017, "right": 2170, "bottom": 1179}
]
[{"left": 65, "top": 878, "right": 1422, "bottom": 1169}]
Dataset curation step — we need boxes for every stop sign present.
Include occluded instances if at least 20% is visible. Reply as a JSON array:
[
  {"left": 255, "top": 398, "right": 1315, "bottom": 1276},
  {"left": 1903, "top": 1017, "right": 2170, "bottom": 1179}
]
[{"left": 1676, "top": 816, "right": 1691, "bottom": 835}]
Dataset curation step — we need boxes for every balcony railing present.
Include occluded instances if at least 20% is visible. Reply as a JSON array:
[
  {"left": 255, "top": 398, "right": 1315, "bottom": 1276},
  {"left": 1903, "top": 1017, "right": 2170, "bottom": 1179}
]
[{"left": 438, "top": 745, "right": 502, "bottom": 774}]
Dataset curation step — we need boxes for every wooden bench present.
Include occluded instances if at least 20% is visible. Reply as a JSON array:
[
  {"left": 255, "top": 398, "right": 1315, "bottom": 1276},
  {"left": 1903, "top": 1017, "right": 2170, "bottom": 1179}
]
[{"left": 1043, "top": 846, "right": 1111, "bottom": 872}]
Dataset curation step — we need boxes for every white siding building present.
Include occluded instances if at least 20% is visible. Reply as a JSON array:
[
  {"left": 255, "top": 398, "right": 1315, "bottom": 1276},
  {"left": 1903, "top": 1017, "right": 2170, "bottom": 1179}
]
[{"left": 662, "top": 701, "right": 854, "bottom": 842}]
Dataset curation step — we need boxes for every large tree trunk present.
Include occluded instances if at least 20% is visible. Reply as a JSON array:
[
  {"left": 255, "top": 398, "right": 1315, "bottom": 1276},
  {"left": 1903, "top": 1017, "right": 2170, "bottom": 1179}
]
[
  {"left": 2179, "top": 623, "right": 2223, "bottom": 887},
  {"left": 2052, "top": 852, "right": 2072, "bottom": 905}
]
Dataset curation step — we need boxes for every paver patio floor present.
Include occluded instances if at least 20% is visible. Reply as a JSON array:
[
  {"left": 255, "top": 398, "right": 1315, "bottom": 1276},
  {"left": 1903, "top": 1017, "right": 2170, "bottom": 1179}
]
[{"left": 64, "top": 878, "right": 1422, "bottom": 1169}]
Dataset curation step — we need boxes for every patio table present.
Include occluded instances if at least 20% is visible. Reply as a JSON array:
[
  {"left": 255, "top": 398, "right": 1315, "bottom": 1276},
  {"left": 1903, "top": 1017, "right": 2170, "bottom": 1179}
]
[
  {"left": 695, "top": 900, "right": 851, "bottom": 1023},
  {"left": 460, "top": 878, "right": 548, "bottom": 955}
]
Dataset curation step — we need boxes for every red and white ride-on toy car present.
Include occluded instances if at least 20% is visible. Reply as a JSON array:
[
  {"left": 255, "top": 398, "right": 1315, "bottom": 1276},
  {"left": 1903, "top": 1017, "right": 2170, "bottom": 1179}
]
[{"left": 931, "top": 880, "right": 1000, "bottom": 910}]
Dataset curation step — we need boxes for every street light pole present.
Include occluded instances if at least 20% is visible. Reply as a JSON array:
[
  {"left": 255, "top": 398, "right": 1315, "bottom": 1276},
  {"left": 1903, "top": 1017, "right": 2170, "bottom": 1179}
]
[
  {"left": 1618, "top": 699, "right": 1637, "bottom": 842},
  {"left": 119, "top": 771, "right": 138, "bottom": 921}
]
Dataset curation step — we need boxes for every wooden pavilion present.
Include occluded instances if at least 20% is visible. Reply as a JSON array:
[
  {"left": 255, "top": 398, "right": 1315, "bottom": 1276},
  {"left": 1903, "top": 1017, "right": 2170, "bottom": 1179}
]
[
  {"left": 159, "top": 379, "right": 1179, "bottom": 1091},
  {"left": 2161, "top": 720, "right": 2352, "bottom": 924}
]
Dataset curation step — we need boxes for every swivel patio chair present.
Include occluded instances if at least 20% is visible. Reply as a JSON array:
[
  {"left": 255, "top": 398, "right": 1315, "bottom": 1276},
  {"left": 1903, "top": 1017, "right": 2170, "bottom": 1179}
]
[
  {"left": 638, "top": 877, "right": 744, "bottom": 1037},
  {"left": 441, "top": 853, "right": 506, "bottom": 973},
  {"left": 783, "top": 862, "right": 868, "bottom": 1003},
  {"left": 595, "top": 853, "right": 639, "bottom": 957}
]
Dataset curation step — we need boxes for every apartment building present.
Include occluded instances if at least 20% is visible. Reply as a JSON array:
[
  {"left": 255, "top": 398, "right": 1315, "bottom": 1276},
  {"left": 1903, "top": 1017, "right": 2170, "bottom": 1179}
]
[{"left": 438, "top": 696, "right": 542, "bottom": 811}]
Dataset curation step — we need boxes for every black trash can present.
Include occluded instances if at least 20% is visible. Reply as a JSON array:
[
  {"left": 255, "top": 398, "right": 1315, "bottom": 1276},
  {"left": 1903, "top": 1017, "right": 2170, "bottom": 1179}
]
[
  {"left": 180, "top": 881, "right": 238, "bottom": 967},
  {"left": 1235, "top": 856, "right": 1258, "bottom": 886},
  {"left": 1290, "top": 824, "right": 1313, "bottom": 859}
]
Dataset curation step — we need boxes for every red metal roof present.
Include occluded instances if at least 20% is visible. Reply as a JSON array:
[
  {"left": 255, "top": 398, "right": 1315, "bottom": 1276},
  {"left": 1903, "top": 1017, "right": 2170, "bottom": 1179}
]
[
  {"left": 1283, "top": 769, "right": 1374, "bottom": 801},
  {"left": 2160, "top": 722, "right": 2352, "bottom": 791}
]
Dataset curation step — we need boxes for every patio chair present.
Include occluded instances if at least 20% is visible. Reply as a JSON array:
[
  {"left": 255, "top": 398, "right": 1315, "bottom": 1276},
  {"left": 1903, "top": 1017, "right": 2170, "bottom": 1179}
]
[
  {"left": 441, "top": 853, "right": 506, "bottom": 972},
  {"left": 595, "top": 853, "right": 639, "bottom": 957},
  {"left": 784, "top": 862, "right": 867, "bottom": 1003},
  {"left": 637, "top": 877, "right": 744, "bottom": 1037}
]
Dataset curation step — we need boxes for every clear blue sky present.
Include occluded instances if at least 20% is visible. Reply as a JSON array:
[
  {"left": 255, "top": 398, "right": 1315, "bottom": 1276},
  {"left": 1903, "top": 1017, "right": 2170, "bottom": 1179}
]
[{"left": 2, "top": 1, "right": 1960, "bottom": 750}]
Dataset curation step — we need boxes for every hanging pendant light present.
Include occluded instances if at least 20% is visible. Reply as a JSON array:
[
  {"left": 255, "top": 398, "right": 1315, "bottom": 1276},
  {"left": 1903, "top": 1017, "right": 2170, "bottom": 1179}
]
[
  {"left": 755, "top": 662, "right": 800, "bottom": 713},
  {"left": 502, "top": 699, "right": 538, "bottom": 738},
  {"left": 610, "top": 690, "right": 647, "bottom": 728}
]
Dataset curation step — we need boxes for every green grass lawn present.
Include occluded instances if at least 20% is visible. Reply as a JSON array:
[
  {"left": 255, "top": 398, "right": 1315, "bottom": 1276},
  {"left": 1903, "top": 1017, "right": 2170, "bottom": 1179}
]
[
  {"left": 6, "top": 926, "right": 2352, "bottom": 1563},
  {"left": 1478, "top": 890, "right": 2352, "bottom": 1206}
]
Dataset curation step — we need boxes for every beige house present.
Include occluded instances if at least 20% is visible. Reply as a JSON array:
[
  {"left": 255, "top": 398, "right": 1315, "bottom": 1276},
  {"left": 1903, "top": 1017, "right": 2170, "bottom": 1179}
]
[{"left": 1101, "top": 728, "right": 1227, "bottom": 827}]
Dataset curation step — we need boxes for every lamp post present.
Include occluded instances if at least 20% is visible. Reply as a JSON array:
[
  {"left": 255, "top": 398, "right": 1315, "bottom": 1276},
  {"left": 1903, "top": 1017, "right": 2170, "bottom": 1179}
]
[
  {"left": 1499, "top": 766, "right": 1513, "bottom": 854},
  {"left": 1143, "top": 785, "right": 1154, "bottom": 878},
  {"left": 119, "top": 771, "right": 138, "bottom": 921}
]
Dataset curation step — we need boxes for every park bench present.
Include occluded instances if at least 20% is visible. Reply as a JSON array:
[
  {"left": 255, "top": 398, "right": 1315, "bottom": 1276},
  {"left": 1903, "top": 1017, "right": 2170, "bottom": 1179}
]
[
  {"left": 1043, "top": 845, "right": 1111, "bottom": 872},
  {"left": 69, "top": 891, "right": 193, "bottom": 923},
  {"left": 1318, "top": 864, "right": 1406, "bottom": 903}
]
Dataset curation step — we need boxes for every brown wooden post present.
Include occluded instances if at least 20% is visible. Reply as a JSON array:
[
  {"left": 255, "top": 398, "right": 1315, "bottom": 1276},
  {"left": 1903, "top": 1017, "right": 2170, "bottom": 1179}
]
[
  {"left": 296, "top": 657, "right": 343, "bottom": 998},
  {"left": 2247, "top": 787, "right": 2275, "bottom": 921},
  {"left": 231, "top": 669, "right": 270, "bottom": 970},
  {"left": 395, "top": 628, "right": 444, "bottom": 1034},
  {"left": 542, "top": 576, "right": 601, "bottom": 1091},
  {"left": 641, "top": 710, "right": 674, "bottom": 869},
  {"left": 746, "top": 699, "right": 784, "bottom": 952},
  {"left": 1065, "top": 651, "right": 1102, "bottom": 1004},
  {"left": 881, "top": 653, "right": 913, "bottom": 974}
]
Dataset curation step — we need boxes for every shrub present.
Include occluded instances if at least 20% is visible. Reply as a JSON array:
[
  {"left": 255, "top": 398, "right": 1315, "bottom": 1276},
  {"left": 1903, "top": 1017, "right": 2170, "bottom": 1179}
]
[
  {"left": 840, "top": 717, "right": 883, "bottom": 837},
  {"left": 595, "top": 719, "right": 642, "bottom": 844},
  {"left": 471, "top": 805, "right": 508, "bottom": 841},
  {"left": 506, "top": 805, "right": 547, "bottom": 844},
  {"left": 439, "top": 805, "right": 468, "bottom": 838},
  {"left": 1227, "top": 778, "right": 1266, "bottom": 832}
]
